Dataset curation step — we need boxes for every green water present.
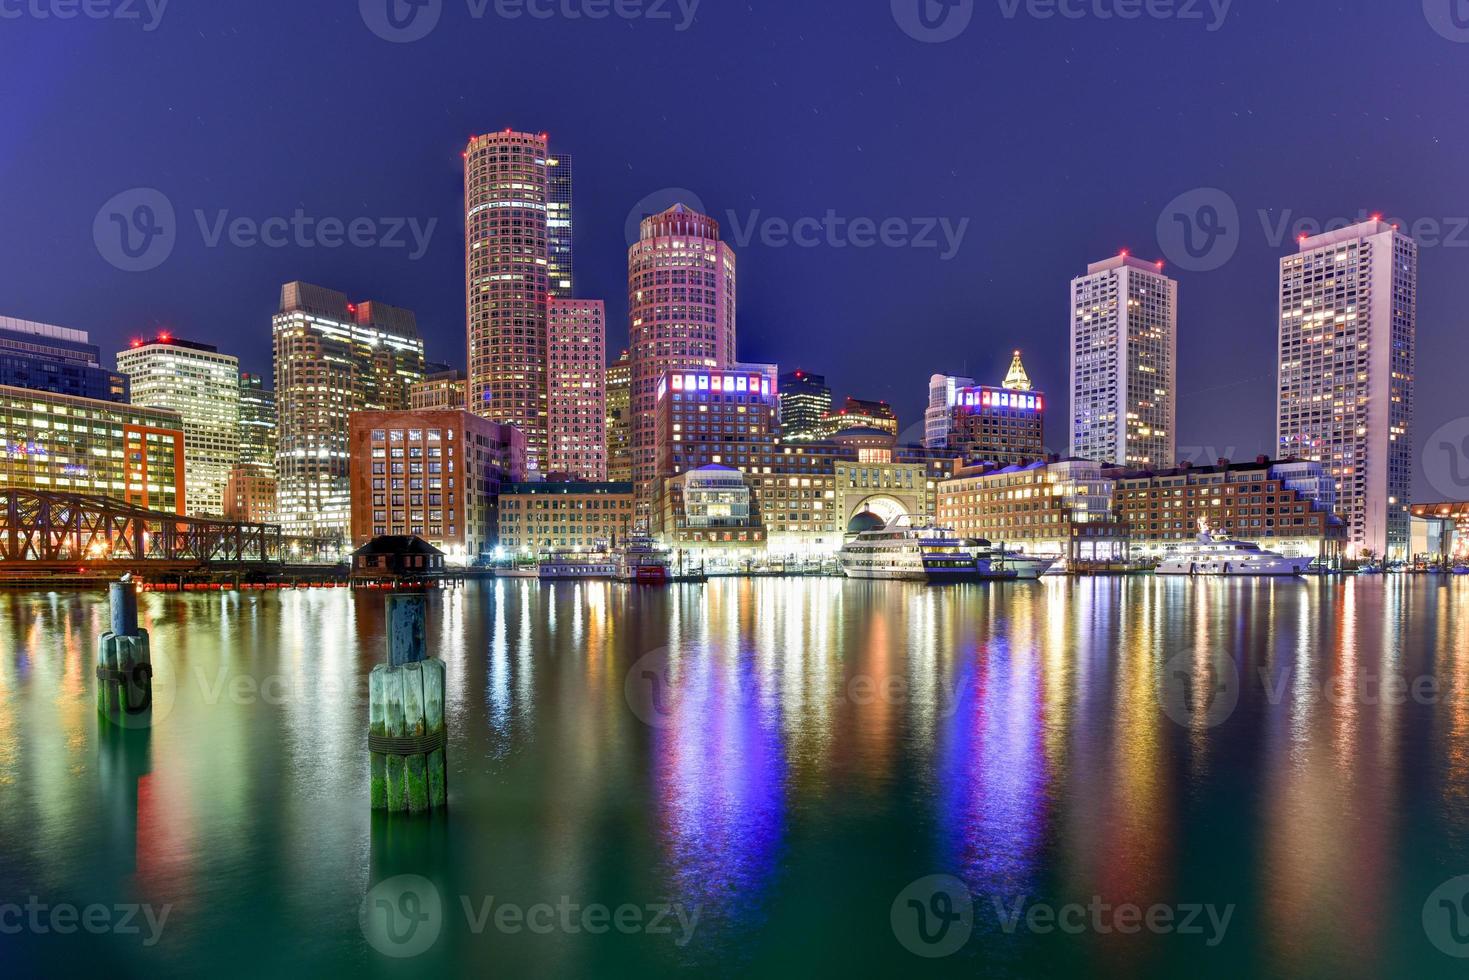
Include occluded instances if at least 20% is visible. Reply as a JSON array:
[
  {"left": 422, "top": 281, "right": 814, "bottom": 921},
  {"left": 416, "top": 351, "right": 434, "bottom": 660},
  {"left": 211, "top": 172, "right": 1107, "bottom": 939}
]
[{"left": 2, "top": 577, "right": 1468, "bottom": 977}]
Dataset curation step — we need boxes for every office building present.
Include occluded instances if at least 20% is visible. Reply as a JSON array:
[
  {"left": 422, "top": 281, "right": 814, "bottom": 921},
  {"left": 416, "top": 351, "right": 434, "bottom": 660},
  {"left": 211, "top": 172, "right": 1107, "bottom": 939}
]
[
  {"left": 629, "top": 204, "right": 737, "bottom": 507},
  {"left": 0, "top": 385, "right": 184, "bottom": 513},
  {"left": 547, "top": 152, "right": 574, "bottom": 297},
  {"left": 348, "top": 409, "right": 525, "bottom": 561},
  {"left": 0, "top": 316, "right": 127, "bottom": 402},
  {"left": 924, "top": 373, "right": 974, "bottom": 449},
  {"left": 497, "top": 481, "right": 636, "bottom": 554},
  {"left": 465, "top": 129, "right": 551, "bottom": 471},
  {"left": 938, "top": 460, "right": 1130, "bottom": 562},
  {"left": 410, "top": 369, "right": 468, "bottom": 411},
  {"left": 547, "top": 297, "right": 607, "bottom": 480},
  {"left": 273, "top": 281, "right": 425, "bottom": 544},
  {"left": 116, "top": 335, "right": 240, "bottom": 517},
  {"left": 1070, "top": 253, "right": 1177, "bottom": 468},
  {"left": 225, "top": 372, "right": 278, "bottom": 524},
  {"left": 1277, "top": 219, "right": 1417, "bottom": 560},
  {"left": 946, "top": 353, "right": 1046, "bottom": 466},
  {"left": 778, "top": 370, "right": 831, "bottom": 442},
  {"left": 653, "top": 364, "right": 778, "bottom": 479},
  {"left": 606, "top": 350, "right": 633, "bottom": 483},
  {"left": 653, "top": 465, "right": 766, "bottom": 555},
  {"left": 822, "top": 396, "right": 898, "bottom": 438}
]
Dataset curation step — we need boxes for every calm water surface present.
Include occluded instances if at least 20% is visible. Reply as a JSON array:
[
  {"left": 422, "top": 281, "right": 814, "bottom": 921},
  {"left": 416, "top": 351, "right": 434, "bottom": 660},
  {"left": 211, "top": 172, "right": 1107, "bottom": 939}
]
[{"left": 3, "top": 578, "right": 1469, "bottom": 977}]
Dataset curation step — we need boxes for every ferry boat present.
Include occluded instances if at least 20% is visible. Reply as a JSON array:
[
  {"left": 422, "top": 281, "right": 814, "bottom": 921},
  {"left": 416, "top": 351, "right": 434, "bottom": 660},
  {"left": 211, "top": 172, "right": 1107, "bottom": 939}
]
[
  {"left": 839, "top": 517, "right": 1008, "bottom": 582},
  {"left": 538, "top": 554, "right": 618, "bottom": 581},
  {"left": 614, "top": 533, "right": 673, "bottom": 585},
  {"left": 969, "top": 539, "right": 1057, "bottom": 580},
  {"left": 1156, "top": 521, "right": 1310, "bottom": 577}
]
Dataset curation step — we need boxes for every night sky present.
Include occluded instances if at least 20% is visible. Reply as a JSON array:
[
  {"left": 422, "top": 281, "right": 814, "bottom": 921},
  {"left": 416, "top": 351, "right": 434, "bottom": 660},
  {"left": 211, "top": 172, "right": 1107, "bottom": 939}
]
[{"left": 3, "top": 1, "right": 1466, "bottom": 498}]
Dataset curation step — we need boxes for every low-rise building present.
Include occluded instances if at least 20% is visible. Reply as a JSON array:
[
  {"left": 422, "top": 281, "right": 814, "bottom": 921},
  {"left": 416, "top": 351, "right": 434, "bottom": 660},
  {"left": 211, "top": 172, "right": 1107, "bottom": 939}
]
[
  {"left": 496, "top": 481, "right": 636, "bottom": 555},
  {"left": 1114, "top": 457, "right": 1345, "bottom": 560},
  {"left": 347, "top": 410, "right": 525, "bottom": 562},
  {"left": 0, "top": 384, "right": 185, "bottom": 513},
  {"left": 938, "top": 459, "right": 1130, "bottom": 561},
  {"left": 652, "top": 464, "right": 766, "bottom": 556}
]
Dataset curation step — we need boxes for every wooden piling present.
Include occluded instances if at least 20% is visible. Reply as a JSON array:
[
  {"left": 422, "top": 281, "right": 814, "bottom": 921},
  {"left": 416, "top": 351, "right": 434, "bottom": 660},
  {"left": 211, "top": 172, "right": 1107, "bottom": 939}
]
[
  {"left": 368, "top": 593, "right": 447, "bottom": 814},
  {"left": 96, "top": 633, "right": 119, "bottom": 718},
  {"left": 383, "top": 668, "right": 405, "bottom": 814},
  {"left": 369, "top": 666, "right": 388, "bottom": 810},
  {"left": 387, "top": 594, "right": 427, "bottom": 668},
  {"left": 422, "top": 658, "right": 447, "bottom": 809},
  {"left": 402, "top": 663, "right": 429, "bottom": 814}
]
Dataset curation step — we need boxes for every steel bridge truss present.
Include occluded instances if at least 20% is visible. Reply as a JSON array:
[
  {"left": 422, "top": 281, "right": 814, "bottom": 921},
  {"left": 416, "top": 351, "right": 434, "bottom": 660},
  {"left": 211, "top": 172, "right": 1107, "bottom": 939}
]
[{"left": 0, "top": 488, "right": 283, "bottom": 564}]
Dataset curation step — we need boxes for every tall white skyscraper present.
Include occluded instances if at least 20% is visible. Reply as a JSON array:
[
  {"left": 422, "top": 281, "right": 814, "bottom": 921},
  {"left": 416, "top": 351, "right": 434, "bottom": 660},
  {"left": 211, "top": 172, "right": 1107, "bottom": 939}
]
[
  {"left": 1276, "top": 219, "right": 1416, "bottom": 560},
  {"left": 116, "top": 335, "right": 240, "bottom": 517},
  {"left": 924, "top": 373, "right": 974, "bottom": 449},
  {"left": 1069, "top": 253, "right": 1178, "bottom": 468}
]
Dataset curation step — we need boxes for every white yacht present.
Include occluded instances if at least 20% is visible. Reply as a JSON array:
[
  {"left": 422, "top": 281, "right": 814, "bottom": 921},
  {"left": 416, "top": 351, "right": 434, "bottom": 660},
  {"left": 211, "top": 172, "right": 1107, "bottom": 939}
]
[
  {"left": 969, "top": 539, "right": 1057, "bottom": 580},
  {"left": 839, "top": 515, "right": 1007, "bottom": 582},
  {"left": 1156, "top": 521, "right": 1310, "bottom": 577}
]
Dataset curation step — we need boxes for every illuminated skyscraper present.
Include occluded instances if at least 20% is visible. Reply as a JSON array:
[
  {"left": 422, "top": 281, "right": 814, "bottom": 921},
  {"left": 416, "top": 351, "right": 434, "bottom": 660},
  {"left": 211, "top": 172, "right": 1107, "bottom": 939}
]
[
  {"left": 547, "top": 297, "right": 607, "bottom": 480},
  {"left": 924, "top": 373, "right": 974, "bottom": 449},
  {"left": 465, "top": 129, "right": 551, "bottom": 470},
  {"left": 225, "top": 372, "right": 278, "bottom": 524},
  {"left": 116, "top": 334, "right": 240, "bottom": 517},
  {"left": 0, "top": 315, "right": 127, "bottom": 402},
  {"left": 1069, "top": 253, "right": 1177, "bottom": 467},
  {"left": 606, "top": 350, "right": 633, "bottom": 483},
  {"left": 1277, "top": 218, "right": 1416, "bottom": 560},
  {"left": 272, "top": 281, "right": 425, "bottom": 543},
  {"left": 778, "top": 370, "right": 831, "bottom": 442},
  {"left": 628, "top": 204, "right": 737, "bottom": 508},
  {"left": 946, "top": 353, "right": 1046, "bottom": 466},
  {"left": 547, "top": 153, "right": 574, "bottom": 297}
]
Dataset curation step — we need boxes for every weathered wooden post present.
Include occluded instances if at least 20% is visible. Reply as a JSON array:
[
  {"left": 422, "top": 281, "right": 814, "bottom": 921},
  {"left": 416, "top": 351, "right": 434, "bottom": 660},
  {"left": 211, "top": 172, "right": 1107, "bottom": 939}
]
[
  {"left": 368, "top": 594, "right": 447, "bottom": 813},
  {"left": 96, "top": 578, "right": 152, "bottom": 727}
]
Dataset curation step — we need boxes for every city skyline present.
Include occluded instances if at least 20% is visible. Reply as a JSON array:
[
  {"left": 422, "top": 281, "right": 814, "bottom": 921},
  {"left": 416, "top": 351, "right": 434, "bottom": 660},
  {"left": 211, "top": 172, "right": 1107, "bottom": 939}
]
[{"left": 9, "top": 4, "right": 1465, "bottom": 504}]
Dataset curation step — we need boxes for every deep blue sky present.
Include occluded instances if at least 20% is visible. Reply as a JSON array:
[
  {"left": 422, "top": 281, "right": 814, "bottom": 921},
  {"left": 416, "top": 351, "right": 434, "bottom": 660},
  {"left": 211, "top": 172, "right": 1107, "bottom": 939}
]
[{"left": 2, "top": 0, "right": 1466, "bottom": 497}]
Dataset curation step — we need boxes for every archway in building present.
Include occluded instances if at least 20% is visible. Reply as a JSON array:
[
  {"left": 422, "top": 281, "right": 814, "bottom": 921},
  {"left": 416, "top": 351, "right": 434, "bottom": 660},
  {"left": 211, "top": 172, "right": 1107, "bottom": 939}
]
[{"left": 849, "top": 495, "right": 909, "bottom": 529}]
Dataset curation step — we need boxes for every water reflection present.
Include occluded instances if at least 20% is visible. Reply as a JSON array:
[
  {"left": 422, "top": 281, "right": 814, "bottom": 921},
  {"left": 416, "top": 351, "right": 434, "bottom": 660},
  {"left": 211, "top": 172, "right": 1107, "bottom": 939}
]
[{"left": 0, "top": 580, "right": 1465, "bottom": 976}]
